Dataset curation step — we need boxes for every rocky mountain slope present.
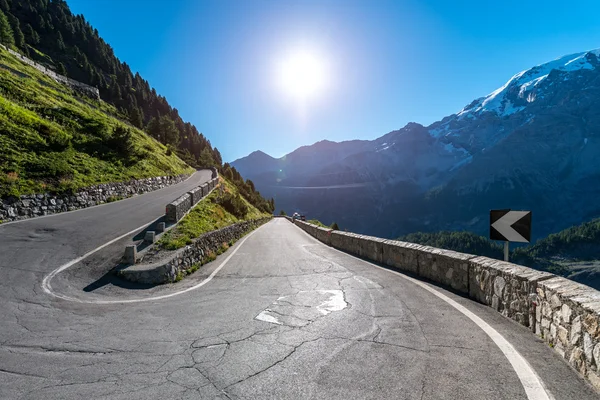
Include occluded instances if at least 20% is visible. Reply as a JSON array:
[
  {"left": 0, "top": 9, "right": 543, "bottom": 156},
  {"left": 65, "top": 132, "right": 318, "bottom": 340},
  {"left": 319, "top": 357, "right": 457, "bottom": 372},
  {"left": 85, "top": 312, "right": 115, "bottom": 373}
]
[{"left": 233, "top": 48, "right": 600, "bottom": 240}]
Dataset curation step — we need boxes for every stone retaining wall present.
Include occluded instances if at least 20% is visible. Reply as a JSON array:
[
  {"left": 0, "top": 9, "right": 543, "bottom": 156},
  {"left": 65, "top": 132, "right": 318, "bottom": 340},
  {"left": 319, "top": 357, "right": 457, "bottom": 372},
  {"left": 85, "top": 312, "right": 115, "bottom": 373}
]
[
  {"left": 120, "top": 217, "right": 272, "bottom": 284},
  {"left": 0, "top": 174, "right": 189, "bottom": 223},
  {"left": 290, "top": 218, "right": 600, "bottom": 390}
]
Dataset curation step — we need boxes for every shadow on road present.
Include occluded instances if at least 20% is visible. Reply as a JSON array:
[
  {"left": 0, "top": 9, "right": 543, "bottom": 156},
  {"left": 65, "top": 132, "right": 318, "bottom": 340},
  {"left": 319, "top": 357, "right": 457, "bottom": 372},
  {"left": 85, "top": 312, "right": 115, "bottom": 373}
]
[{"left": 82, "top": 217, "right": 173, "bottom": 292}]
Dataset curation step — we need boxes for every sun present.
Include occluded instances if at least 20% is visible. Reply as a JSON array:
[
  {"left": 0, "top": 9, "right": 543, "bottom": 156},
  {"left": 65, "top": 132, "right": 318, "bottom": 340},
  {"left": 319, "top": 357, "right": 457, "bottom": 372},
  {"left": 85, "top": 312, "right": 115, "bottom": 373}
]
[{"left": 277, "top": 51, "right": 327, "bottom": 100}]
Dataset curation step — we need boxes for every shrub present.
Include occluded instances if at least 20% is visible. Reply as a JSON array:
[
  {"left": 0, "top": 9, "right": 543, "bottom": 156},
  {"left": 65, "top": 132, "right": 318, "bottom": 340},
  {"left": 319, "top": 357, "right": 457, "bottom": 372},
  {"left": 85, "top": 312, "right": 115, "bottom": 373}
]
[
  {"left": 330, "top": 222, "right": 339, "bottom": 230},
  {"left": 217, "top": 192, "right": 248, "bottom": 219}
]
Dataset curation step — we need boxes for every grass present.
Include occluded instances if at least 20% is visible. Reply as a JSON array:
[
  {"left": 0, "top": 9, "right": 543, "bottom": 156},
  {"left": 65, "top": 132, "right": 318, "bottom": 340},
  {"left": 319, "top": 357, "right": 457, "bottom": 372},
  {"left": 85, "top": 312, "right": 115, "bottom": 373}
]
[
  {"left": 158, "top": 177, "right": 271, "bottom": 250},
  {"left": 308, "top": 219, "right": 327, "bottom": 228},
  {"left": 0, "top": 46, "right": 194, "bottom": 198}
]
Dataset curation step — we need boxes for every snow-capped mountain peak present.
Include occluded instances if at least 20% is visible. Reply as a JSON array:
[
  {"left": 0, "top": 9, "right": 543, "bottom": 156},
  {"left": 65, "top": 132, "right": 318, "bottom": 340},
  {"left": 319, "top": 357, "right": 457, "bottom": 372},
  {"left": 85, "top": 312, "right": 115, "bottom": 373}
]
[{"left": 458, "top": 49, "right": 600, "bottom": 117}]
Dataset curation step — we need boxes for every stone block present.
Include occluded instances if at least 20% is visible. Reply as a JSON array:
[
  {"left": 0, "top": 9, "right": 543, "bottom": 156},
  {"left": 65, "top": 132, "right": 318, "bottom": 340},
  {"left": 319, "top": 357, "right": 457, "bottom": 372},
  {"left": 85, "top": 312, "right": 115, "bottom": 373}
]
[
  {"left": 166, "top": 193, "right": 192, "bottom": 222},
  {"left": 124, "top": 245, "right": 137, "bottom": 264},
  {"left": 144, "top": 231, "right": 156, "bottom": 243},
  {"left": 157, "top": 222, "right": 166, "bottom": 233}
]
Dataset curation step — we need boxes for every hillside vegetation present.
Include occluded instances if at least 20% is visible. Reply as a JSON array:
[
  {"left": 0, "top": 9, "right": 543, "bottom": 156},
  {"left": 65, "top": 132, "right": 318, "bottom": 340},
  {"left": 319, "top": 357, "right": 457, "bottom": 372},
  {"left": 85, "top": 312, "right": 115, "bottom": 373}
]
[
  {"left": 397, "top": 223, "right": 600, "bottom": 276},
  {"left": 159, "top": 177, "right": 271, "bottom": 250},
  {"left": 398, "top": 231, "right": 504, "bottom": 259},
  {"left": 0, "top": 45, "right": 193, "bottom": 197},
  {"left": 0, "top": 0, "right": 222, "bottom": 170},
  {"left": 0, "top": 0, "right": 274, "bottom": 213}
]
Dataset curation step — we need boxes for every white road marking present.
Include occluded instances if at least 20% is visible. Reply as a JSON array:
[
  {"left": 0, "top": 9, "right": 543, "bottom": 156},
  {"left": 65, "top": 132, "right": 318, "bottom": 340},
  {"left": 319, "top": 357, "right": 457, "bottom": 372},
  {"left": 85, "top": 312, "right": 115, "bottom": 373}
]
[
  {"left": 315, "top": 289, "right": 346, "bottom": 315},
  {"left": 294, "top": 225, "right": 552, "bottom": 400},
  {"left": 41, "top": 221, "right": 268, "bottom": 304},
  {"left": 255, "top": 310, "right": 282, "bottom": 325}
]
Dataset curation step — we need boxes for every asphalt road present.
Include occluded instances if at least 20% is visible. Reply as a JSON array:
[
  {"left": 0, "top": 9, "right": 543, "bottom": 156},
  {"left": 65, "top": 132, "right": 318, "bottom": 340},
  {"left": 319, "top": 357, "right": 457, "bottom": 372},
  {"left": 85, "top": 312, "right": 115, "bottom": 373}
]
[{"left": 0, "top": 180, "right": 598, "bottom": 399}]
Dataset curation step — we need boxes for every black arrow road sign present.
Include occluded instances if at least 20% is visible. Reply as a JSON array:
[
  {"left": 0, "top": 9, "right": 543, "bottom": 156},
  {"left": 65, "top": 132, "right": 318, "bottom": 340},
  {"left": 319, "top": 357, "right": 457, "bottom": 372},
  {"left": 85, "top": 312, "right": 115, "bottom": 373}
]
[{"left": 490, "top": 209, "right": 531, "bottom": 243}]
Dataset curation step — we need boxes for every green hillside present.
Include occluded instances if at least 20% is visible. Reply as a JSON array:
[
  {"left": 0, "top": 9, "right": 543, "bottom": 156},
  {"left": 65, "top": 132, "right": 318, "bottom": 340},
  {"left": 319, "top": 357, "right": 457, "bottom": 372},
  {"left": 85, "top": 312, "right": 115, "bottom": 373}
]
[
  {"left": 159, "top": 177, "right": 272, "bottom": 250},
  {"left": 0, "top": 45, "right": 193, "bottom": 197},
  {"left": 398, "top": 231, "right": 504, "bottom": 259},
  {"left": 0, "top": 0, "right": 274, "bottom": 214},
  {"left": 397, "top": 221, "right": 600, "bottom": 276},
  {"left": 510, "top": 218, "right": 600, "bottom": 276}
]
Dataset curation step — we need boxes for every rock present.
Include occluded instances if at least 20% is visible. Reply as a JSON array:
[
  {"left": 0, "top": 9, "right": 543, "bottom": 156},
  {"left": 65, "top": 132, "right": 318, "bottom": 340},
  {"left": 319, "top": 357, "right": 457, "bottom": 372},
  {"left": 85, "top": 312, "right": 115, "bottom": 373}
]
[
  {"left": 583, "top": 314, "right": 598, "bottom": 336},
  {"left": 542, "top": 302, "right": 553, "bottom": 318},
  {"left": 572, "top": 316, "right": 582, "bottom": 344},
  {"left": 587, "top": 371, "right": 600, "bottom": 391},
  {"left": 558, "top": 326, "right": 569, "bottom": 346},
  {"left": 562, "top": 304, "right": 572, "bottom": 323},
  {"left": 570, "top": 347, "right": 584, "bottom": 366},
  {"left": 550, "top": 294, "right": 562, "bottom": 309},
  {"left": 542, "top": 318, "right": 551, "bottom": 329},
  {"left": 594, "top": 343, "right": 600, "bottom": 367},
  {"left": 584, "top": 333, "right": 594, "bottom": 362},
  {"left": 550, "top": 323, "right": 557, "bottom": 339},
  {"left": 494, "top": 276, "right": 506, "bottom": 298}
]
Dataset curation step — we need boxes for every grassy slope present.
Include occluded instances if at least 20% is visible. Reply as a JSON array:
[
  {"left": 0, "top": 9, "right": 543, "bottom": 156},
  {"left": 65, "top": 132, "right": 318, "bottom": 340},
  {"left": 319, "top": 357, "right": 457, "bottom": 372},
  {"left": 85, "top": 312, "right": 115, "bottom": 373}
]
[
  {"left": 0, "top": 46, "right": 193, "bottom": 198},
  {"left": 158, "top": 177, "right": 271, "bottom": 250}
]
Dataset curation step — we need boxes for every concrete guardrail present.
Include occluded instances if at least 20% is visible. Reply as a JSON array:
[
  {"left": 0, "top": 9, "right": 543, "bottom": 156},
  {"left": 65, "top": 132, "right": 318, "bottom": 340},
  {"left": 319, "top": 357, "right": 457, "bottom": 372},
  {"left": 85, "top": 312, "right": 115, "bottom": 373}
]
[
  {"left": 290, "top": 218, "right": 600, "bottom": 390},
  {"left": 165, "top": 176, "right": 220, "bottom": 223}
]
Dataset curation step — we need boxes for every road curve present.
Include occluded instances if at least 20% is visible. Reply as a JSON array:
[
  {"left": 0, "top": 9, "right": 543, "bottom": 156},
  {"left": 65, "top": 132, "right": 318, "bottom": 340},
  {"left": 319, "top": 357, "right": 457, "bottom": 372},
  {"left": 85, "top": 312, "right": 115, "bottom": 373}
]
[{"left": 0, "top": 198, "right": 598, "bottom": 398}]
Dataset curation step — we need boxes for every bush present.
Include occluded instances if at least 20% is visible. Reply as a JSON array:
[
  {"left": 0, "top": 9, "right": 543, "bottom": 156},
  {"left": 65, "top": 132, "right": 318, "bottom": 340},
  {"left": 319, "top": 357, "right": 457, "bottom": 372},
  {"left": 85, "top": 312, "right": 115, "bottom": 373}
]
[
  {"left": 330, "top": 222, "right": 339, "bottom": 230},
  {"left": 279, "top": 210, "right": 286, "bottom": 216},
  {"left": 217, "top": 192, "right": 248, "bottom": 219}
]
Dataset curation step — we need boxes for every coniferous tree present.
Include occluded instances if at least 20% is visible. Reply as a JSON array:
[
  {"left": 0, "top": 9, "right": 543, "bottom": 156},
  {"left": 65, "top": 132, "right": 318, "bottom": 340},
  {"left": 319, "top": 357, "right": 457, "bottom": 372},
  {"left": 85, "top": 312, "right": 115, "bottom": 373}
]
[
  {"left": 24, "top": 24, "right": 40, "bottom": 45},
  {"left": 56, "top": 30, "right": 64, "bottom": 51},
  {"left": 7, "top": 13, "right": 24, "bottom": 49},
  {"left": 0, "top": 10, "right": 14, "bottom": 46},
  {"left": 129, "top": 107, "right": 143, "bottom": 129},
  {"left": 57, "top": 61, "right": 67, "bottom": 76}
]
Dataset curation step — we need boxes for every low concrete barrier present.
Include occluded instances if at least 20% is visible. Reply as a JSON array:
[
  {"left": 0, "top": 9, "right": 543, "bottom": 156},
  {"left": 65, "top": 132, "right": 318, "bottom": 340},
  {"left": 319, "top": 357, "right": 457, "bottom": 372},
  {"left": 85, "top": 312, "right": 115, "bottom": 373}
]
[
  {"left": 120, "top": 217, "right": 271, "bottom": 284},
  {"left": 188, "top": 186, "right": 203, "bottom": 206},
  {"left": 200, "top": 183, "right": 209, "bottom": 197},
  {"left": 165, "top": 193, "right": 192, "bottom": 223},
  {"left": 165, "top": 175, "right": 219, "bottom": 223},
  {"left": 290, "top": 218, "right": 600, "bottom": 389}
]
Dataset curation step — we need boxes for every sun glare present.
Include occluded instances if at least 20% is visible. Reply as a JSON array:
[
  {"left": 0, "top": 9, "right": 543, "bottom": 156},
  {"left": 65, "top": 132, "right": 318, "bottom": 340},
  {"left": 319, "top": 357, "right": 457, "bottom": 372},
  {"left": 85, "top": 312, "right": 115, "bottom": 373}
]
[{"left": 277, "top": 51, "right": 327, "bottom": 100}]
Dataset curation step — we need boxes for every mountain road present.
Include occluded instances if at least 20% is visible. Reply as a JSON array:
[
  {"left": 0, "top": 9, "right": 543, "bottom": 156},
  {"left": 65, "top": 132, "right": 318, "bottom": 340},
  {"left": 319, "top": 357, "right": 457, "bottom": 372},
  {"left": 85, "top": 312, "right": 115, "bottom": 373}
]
[{"left": 0, "top": 176, "right": 597, "bottom": 399}]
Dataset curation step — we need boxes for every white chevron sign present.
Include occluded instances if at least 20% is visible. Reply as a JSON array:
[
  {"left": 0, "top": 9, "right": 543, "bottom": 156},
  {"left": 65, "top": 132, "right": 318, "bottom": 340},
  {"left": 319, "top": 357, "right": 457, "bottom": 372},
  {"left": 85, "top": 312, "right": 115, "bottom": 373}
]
[{"left": 490, "top": 210, "right": 531, "bottom": 243}]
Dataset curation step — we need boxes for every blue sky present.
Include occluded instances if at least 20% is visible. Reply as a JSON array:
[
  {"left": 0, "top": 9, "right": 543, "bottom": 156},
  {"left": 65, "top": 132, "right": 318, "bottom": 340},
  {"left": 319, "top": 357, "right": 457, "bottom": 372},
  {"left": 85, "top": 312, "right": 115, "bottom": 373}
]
[{"left": 67, "top": 0, "right": 600, "bottom": 162}]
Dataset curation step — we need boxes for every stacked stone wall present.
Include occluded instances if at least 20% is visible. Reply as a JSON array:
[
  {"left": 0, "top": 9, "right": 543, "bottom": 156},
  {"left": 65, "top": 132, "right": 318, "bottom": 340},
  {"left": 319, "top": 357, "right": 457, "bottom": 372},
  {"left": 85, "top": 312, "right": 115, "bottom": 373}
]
[{"left": 0, "top": 174, "right": 189, "bottom": 223}]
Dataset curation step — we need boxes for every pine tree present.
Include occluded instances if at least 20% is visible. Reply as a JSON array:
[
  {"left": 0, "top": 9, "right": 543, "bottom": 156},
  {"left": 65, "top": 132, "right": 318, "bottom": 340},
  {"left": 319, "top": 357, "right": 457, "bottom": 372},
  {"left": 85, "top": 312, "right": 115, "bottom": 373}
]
[
  {"left": 57, "top": 62, "right": 67, "bottom": 76},
  {"left": 0, "top": 10, "right": 14, "bottom": 46},
  {"left": 0, "top": 0, "right": 8, "bottom": 13},
  {"left": 7, "top": 14, "right": 24, "bottom": 49},
  {"left": 158, "top": 116, "right": 179, "bottom": 147},
  {"left": 24, "top": 24, "right": 40, "bottom": 45},
  {"left": 56, "top": 31, "right": 65, "bottom": 51},
  {"left": 130, "top": 107, "right": 143, "bottom": 129}
]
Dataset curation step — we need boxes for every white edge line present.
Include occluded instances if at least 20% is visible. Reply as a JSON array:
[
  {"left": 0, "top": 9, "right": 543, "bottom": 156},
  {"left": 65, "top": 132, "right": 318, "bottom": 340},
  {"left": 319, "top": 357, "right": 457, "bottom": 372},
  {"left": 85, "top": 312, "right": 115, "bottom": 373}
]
[
  {"left": 292, "top": 223, "right": 553, "bottom": 400},
  {"left": 1, "top": 171, "right": 199, "bottom": 228},
  {"left": 42, "top": 220, "right": 269, "bottom": 304}
]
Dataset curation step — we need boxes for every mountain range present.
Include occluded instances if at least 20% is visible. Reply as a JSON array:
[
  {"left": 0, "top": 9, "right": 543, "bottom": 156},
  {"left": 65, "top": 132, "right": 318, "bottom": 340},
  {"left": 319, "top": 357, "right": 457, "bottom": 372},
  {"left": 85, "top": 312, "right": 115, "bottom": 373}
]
[{"left": 232, "top": 48, "right": 600, "bottom": 241}]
